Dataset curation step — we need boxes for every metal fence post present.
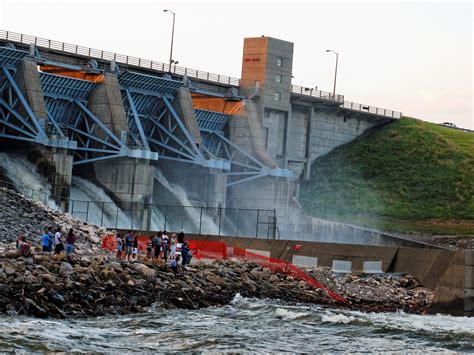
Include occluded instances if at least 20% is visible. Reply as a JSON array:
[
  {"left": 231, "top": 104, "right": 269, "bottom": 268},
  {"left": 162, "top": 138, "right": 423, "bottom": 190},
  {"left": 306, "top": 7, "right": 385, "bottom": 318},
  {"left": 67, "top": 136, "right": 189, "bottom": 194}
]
[
  {"left": 199, "top": 207, "right": 203, "bottom": 234},
  {"left": 100, "top": 202, "right": 105, "bottom": 226},
  {"left": 218, "top": 207, "right": 222, "bottom": 236},
  {"left": 86, "top": 201, "right": 90, "bottom": 223},
  {"left": 273, "top": 210, "right": 277, "bottom": 239},
  {"left": 115, "top": 207, "right": 119, "bottom": 229},
  {"left": 164, "top": 205, "right": 168, "bottom": 231},
  {"left": 256, "top": 210, "right": 260, "bottom": 238},
  {"left": 236, "top": 209, "right": 240, "bottom": 237}
]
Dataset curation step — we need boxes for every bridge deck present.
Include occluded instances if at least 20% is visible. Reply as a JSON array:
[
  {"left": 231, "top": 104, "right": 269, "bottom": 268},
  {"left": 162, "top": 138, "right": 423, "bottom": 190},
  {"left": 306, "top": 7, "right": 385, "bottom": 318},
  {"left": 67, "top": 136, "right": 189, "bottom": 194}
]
[{"left": 0, "top": 29, "right": 401, "bottom": 120}]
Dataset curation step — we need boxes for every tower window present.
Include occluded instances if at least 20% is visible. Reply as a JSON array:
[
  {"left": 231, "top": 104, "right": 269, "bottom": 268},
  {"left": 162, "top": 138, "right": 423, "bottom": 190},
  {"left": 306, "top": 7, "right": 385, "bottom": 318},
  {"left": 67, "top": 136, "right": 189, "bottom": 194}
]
[
  {"left": 275, "top": 74, "right": 282, "bottom": 83},
  {"left": 274, "top": 92, "right": 281, "bottom": 101},
  {"left": 277, "top": 58, "right": 283, "bottom": 67}
]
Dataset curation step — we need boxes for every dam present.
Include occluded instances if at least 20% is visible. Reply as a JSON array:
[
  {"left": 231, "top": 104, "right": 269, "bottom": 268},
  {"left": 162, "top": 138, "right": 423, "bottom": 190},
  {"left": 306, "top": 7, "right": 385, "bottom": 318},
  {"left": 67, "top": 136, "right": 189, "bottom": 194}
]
[{"left": 0, "top": 30, "right": 402, "bottom": 242}]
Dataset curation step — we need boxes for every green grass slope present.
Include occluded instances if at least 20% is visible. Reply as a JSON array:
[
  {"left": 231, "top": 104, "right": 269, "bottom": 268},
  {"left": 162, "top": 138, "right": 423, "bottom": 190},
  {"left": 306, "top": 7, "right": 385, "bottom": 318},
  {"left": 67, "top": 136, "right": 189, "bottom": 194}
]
[{"left": 300, "top": 117, "right": 474, "bottom": 235}]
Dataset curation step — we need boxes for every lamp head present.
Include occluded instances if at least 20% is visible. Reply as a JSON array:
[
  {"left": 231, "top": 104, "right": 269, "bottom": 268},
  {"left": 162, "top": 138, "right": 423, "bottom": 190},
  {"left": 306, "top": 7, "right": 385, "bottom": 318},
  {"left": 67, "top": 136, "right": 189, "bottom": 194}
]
[{"left": 163, "top": 9, "right": 168, "bottom": 12}]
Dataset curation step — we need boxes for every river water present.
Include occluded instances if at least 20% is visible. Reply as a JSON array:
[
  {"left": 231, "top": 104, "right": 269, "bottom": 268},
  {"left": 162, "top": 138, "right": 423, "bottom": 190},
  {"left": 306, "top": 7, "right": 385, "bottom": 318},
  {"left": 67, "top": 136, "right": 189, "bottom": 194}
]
[{"left": 0, "top": 295, "right": 472, "bottom": 352}]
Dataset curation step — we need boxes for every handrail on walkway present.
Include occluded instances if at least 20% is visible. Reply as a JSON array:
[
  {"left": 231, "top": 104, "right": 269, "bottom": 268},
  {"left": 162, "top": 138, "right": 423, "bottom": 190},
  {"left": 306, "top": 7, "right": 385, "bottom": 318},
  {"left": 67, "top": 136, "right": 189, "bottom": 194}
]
[{"left": 0, "top": 29, "right": 401, "bottom": 119}]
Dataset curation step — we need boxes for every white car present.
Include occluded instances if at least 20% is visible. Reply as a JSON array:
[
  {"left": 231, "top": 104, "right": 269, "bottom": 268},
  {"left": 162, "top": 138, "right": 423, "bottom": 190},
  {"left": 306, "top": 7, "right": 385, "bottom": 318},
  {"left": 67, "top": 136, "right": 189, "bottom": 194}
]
[{"left": 441, "top": 122, "right": 457, "bottom": 128}]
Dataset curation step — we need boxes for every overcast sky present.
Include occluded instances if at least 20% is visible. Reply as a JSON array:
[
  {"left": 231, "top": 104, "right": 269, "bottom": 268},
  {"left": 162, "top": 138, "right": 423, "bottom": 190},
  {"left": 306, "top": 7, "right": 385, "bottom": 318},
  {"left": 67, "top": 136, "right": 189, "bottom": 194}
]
[{"left": 1, "top": 0, "right": 472, "bottom": 128}]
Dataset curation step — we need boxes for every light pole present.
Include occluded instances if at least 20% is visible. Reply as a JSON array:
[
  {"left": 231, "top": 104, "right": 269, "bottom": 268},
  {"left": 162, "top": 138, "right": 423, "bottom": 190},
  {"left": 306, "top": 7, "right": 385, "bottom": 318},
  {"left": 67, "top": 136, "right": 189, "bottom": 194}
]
[
  {"left": 326, "top": 49, "right": 338, "bottom": 99},
  {"left": 163, "top": 9, "right": 176, "bottom": 68}
]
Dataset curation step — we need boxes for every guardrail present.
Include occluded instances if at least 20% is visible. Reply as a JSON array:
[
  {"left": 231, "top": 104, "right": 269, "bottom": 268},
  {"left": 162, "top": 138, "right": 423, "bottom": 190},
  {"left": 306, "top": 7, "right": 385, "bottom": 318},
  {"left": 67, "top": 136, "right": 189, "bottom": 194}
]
[
  {"left": 291, "top": 84, "right": 344, "bottom": 103},
  {"left": 342, "top": 101, "right": 401, "bottom": 119},
  {"left": 0, "top": 30, "right": 240, "bottom": 86},
  {"left": 0, "top": 29, "right": 401, "bottom": 119}
]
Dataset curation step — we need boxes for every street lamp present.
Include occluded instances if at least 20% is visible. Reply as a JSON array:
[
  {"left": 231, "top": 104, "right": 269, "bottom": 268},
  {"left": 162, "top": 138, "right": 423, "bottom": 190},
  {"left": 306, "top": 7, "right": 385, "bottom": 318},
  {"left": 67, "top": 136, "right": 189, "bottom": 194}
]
[
  {"left": 326, "top": 49, "right": 338, "bottom": 99},
  {"left": 163, "top": 9, "right": 177, "bottom": 68}
]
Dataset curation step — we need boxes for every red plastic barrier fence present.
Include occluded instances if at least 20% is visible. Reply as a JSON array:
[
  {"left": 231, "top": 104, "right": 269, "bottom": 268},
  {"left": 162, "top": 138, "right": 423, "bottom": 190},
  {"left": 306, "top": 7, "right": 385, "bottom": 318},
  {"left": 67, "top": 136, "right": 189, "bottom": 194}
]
[
  {"left": 100, "top": 235, "right": 346, "bottom": 304},
  {"left": 188, "top": 240, "right": 228, "bottom": 260},
  {"left": 187, "top": 241, "right": 346, "bottom": 304}
]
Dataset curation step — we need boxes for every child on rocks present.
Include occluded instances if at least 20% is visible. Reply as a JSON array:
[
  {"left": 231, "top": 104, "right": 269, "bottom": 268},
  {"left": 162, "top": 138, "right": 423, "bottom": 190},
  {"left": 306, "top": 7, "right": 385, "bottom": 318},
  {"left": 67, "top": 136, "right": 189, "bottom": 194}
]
[{"left": 169, "top": 255, "right": 180, "bottom": 274}]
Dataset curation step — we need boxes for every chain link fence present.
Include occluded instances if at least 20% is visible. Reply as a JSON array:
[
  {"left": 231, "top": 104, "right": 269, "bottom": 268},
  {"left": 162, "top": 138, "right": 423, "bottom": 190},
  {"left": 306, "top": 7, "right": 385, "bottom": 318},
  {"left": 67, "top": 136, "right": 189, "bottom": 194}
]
[{"left": 0, "top": 179, "right": 277, "bottom": 239}]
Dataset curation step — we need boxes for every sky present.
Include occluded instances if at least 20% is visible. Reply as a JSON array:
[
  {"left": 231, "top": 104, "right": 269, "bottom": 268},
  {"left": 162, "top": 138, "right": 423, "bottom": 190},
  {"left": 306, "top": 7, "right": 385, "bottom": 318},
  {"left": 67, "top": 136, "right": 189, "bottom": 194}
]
[{"left": 1, "top": 0, "right": 473, "bottom": 129}]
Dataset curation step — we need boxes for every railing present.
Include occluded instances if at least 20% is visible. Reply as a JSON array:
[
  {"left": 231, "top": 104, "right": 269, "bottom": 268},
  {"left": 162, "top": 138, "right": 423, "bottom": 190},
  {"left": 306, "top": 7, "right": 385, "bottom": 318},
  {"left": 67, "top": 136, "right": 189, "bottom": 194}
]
[
  {"left": 342, "top": 101, "right": 401, "bottom": 119},
  {"left": 0, "top": 179, "right": 277, "bottom": 239},
  {"left": 0, "top": 29, "right": 401, "bottom": 120},
  {"left": 291, "top": 84, "right": 344, "bottom": 103},
  {"left": 0, "top": 30, "right": 240, "bottom": 87}
]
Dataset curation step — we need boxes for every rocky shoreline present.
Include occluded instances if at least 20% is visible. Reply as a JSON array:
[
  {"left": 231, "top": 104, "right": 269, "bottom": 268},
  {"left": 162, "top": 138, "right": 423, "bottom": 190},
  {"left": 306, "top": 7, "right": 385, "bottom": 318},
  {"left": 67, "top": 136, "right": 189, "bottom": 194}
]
[
  {"left": 0, "top": 252, "right": 434, "bottom": 318},
  {"left": 0, "top": 187, "right": 435, "bottom": 319}
]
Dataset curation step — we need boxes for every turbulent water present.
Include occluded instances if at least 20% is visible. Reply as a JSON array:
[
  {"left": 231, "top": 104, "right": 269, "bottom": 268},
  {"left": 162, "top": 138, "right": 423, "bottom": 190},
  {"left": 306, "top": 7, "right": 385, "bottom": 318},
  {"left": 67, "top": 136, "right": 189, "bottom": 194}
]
[
  {"left": 152, "top": 168, "right": 220, "bottom": 234},
  {"left": 0, "top": 152, "right": 57, "bottom": 209},
  {"left": 70, "top": 176, "right": 132, "bottom": 229},
  {"left": 0, "top": 296, "right": 472, "bottom": 352}
]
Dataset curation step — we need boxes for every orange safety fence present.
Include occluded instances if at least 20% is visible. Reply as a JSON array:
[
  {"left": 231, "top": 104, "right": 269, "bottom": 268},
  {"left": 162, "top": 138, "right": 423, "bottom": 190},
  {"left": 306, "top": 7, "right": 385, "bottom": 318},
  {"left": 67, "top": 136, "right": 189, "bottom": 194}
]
[
  {"left": 100, "top": 234, "right": 346, "bottom": 304},
  {"left": 188, "top": 240, "right": 228, "bottom": 260}
]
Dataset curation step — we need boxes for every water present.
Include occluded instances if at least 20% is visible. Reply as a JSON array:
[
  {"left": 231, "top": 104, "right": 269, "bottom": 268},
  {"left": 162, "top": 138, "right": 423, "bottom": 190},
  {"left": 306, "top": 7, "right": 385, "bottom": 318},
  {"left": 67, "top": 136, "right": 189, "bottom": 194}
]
[
  {"left": 0, "top": 296, "right": 472, "bottom": 352},
  {"left": 0, "top": 152, "right": 58, "bottom": 209},
  {"left": 69, "top": 176, "right": 131, "bottom": 229},
  {"left": 152, "top": 168, "right": 220, "bottom": 234}
]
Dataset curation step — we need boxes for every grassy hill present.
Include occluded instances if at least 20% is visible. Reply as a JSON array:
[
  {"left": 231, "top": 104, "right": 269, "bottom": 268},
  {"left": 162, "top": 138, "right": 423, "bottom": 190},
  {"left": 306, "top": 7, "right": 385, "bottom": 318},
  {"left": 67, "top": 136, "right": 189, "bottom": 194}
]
[{"left": 300, "top": 117, "right": 474, "bottom": 235}]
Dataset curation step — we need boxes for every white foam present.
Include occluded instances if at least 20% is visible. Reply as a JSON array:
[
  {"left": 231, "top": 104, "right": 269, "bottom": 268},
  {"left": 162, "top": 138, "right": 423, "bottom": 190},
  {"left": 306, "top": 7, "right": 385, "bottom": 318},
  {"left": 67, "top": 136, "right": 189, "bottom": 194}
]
[
  {"left": 356, "top": 310, "right": 474, "bottom": 335},
  {"left": 321, "top": 313, "right": 356, "bottom": 324},
  {"left": 275, "top": 308, "right": 308, "bottom": 320}
]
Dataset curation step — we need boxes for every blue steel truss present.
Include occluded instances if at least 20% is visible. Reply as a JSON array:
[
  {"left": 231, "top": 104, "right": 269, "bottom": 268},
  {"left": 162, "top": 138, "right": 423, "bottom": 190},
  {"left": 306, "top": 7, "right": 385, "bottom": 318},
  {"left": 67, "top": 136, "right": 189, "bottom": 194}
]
[
  {"left": 119, "top": 71, "right": 228, "bottom": 169},
  {"left": 0, "top": 44, "right": 291, "bottom": 184},
  {"left": 39, "top": 72, "right": 133, "bottom": 165},
  {"left": 0, "top": 64, "right": 49, "bottom": 145},
  {"left": 195, "top": 109, "right": 293, "bottom": 186}
]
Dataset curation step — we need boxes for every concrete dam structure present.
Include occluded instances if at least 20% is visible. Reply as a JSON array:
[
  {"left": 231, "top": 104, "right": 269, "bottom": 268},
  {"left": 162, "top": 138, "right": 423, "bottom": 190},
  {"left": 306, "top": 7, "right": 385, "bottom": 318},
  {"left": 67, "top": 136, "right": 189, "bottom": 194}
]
[{"left": 0, "top": 30, "right": 402, "bottom": 242}]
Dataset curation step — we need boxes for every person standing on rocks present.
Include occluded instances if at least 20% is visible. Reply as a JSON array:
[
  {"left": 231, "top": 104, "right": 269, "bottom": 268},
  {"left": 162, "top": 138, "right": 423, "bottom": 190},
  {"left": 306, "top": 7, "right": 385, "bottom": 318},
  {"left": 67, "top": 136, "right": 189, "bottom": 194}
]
[
  {"left": 116, "top": 233, "right": 124, "bottom": 260},
  {"left": 41, "top": 227, "right": 52, "bottom": 253},
  {"left": 124, "top": 231, "right": 134, "bottom": 261},
  {"left": 162, "top": 232, "right": 170, "bottom": 262},
  {"left": 47, "top": 226, "right": 55, "bottom": 251},
  {"left": 152, "top": 232, "right": 162, "bottom": 261},
  {"left": 54, "top": 227, "right": 64, "bottom": 255},
  {"left": 65, "top": 229, "right": 76, "bottom": 257},
  {"left": 132, "top": 234, "right": 139, "bottom": 260},
  {"left": 170, "top": 234, "right": 177, "bottom": 259},
  {"left": 146, "top": 235, "right": 153, "bottom": 259},
  {"left": 177, "top": 231, "right": 185, "bottom": 244},
  {"left": 181, "top": 241, "right": 191, "bottom": 266}
]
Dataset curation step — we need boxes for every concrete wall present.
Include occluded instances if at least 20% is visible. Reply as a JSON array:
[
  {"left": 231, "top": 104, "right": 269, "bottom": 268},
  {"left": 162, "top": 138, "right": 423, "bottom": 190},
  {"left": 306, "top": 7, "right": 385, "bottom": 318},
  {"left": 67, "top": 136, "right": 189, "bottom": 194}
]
[
  {"left": 14, "top": 58, "right": 73, "bottom": 206},
  {"left": 184, "top": 234, "right": 467, "bottom": 316},
  {"left": 87, "top": 73, "right": 154, "bottom": 229},
  {"left": 465, "top": 251, "right": 474, "bottom": 317},
  {"left": 310, "top": 109, "right": 388, "bottom": 163}
]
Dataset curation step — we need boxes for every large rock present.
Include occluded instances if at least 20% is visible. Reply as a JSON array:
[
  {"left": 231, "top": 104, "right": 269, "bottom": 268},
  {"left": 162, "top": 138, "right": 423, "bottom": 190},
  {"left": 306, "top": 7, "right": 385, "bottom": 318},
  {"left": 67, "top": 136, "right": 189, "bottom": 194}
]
[{"left": 131, "top": 263, "right": 156, "bottom": 278}]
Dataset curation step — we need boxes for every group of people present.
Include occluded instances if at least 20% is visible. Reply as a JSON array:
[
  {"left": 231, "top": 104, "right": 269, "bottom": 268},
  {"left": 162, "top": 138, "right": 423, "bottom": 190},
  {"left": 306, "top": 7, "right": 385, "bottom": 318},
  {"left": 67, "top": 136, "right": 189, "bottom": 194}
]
[
  {"left": 114, "top": 230, "right": 193, "bottom": 272},
  {"left": 15, "top": 226, "right": 77, "bottom": 258},
  {"left": 40, "top": 226, "right": 76, "bottom": 257}
]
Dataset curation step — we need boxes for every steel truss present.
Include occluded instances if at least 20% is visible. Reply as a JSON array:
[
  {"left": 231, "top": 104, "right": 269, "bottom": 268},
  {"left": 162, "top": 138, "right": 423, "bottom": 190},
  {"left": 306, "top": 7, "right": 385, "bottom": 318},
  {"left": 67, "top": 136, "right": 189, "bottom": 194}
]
[
  {"left": 119, "top": 71, "right": 228, "bottom": 169},
  {"left": 0, "top": 46, "right": 50, "bottom": 145},
  {"left": 39, "top": 72, "right": 156, "bottom": 165},
  {"left": 1, "top": 44, "right": 291, "bottom": 184},
  {"left": 195, "top": 109, "right": 293, "bottom": 186}
]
